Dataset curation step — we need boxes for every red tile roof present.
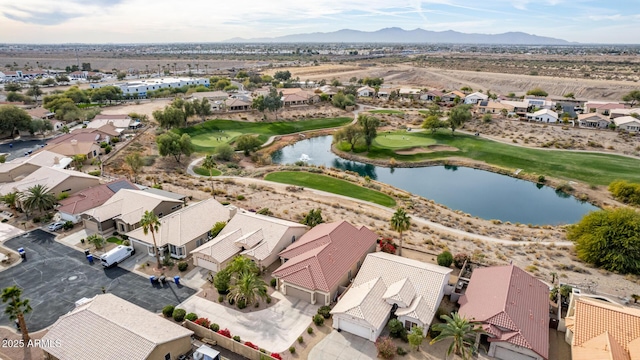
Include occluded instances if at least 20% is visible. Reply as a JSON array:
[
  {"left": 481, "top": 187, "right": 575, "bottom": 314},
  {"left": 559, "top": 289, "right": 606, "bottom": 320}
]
[
  {"left": 459, "top": 265, "right": 549, "bottom": 359},
  {"left": 272, "top": 221, "right": 377, "bottom": 292},
  {"left": 57, "top": 179, "right": 136, "bottom": 215}
]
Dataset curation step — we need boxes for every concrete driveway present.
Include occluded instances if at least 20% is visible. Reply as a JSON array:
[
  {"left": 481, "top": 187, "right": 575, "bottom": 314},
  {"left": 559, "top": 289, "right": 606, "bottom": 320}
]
[
  {"left": 0, "top": 229, "right": 196, "bottom": 331},
  {"left": 308, "top": 330, "right": 377, "bottom": 360},
  {"left": 0, "top": 222, "right": 24, "bottom": 243},
  {"left": 180, "top": 291, "right": 318, "bottom": 353}
]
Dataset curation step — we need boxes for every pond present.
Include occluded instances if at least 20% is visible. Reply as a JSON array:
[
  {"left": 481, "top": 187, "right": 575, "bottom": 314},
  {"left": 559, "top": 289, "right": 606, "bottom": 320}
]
[
  {"left": 0, "top": 139, "right": 48, "bottom": 160},
  {"left": 271, "top": 136, "right": 599, "bottom": 225}
]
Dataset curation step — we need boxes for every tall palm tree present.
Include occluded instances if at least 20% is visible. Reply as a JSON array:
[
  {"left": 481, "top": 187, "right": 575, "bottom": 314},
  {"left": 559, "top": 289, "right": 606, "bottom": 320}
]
[
  {"left": 21, "top": 184, "right": 56, "bottom": 217},
  {"left": 2, "top": 286, "right": 32, "bottom": 341},
  {"left": 390, "top": 208, "right": 411, "bottom": 256},
  {"left": 195, "top": 63, "right": 199, "bottom": 75},
  {"left": 2, "top": 192, "right": 19, "bottom": 212},
  {"left": 430, "top": 312, "right": 485, "bottom": 360},
  {"left": 141, "top": 210, "right": 162, "bottom": 270},
  {"left": 227, "top": 272, "right": 268, "bottom": 306},
  {"left": 157, "top": 64, "right": 161, "bottom": 76},
  {"left": 201, "top": 155, "right": 216, "bottom": 195},
  {"left": 228, "top": 255, "right": 259, "bottom": 275}
]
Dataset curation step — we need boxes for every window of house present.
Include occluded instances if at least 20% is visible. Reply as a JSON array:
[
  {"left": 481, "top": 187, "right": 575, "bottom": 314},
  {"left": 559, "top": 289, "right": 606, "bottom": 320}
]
[
  {"left": 196, "top": 238, "right": 203, "bottom": 247},
  {"left": 291, "top": 236, "right": 296, "bottom": 243},
  {"left": 119, "top": 223, "right": 125, "bottom": 232},
  {"left": 158, "top": 213, "right": 163, "bottom": 217}
]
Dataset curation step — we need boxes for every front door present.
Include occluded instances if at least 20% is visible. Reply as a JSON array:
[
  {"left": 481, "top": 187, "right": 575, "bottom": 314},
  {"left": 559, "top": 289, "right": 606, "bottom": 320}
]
[
  {"left": 404, "top": 320, "right": 417, "bottom": 331},
  {"left": 148, "top": 245, "right": 155, "bottom": 256}
]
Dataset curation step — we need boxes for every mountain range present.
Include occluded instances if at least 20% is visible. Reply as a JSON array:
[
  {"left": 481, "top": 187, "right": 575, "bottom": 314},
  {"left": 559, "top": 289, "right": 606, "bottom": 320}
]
[{"left": 225, "top": 27, "right": 572, "bottom": 45}]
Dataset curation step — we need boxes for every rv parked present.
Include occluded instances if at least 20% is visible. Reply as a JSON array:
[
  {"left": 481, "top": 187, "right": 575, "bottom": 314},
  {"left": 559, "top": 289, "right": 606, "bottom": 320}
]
[{"left": 100, "top": 245, "right": 135, "bottom": 267}]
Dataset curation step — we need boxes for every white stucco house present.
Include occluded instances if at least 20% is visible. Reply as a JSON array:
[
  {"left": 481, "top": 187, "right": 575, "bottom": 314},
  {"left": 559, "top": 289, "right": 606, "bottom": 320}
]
[
  {"left": 357, "top": 86, "right": 375, "bottom": 97},
  {"left": 527, "top": 109, "right": 558, "bottom": 123},
  {"left": 613, "top": 116, "right": 640, "bottom": 132},
  {"left": 331, "top": 252, "right": 452, "bottom": 341},
  {"left": 464, "top": 92, "right": 489, "bottom": 105}
]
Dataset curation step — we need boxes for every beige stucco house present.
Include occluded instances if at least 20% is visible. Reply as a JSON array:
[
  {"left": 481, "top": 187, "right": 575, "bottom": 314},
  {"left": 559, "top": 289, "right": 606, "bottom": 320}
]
[
  {"left": 0, "top": 150, "right": 71, "bottom": 183},
  {"left": 0, "top": 167, "right": 100, "bottom": 197}
]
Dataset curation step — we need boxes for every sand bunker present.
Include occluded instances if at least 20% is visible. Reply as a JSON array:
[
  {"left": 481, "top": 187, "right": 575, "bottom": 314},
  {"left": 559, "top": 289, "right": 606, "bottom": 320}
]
[{"left": 395, "top": 145, "right": 459, "bottom": 155}]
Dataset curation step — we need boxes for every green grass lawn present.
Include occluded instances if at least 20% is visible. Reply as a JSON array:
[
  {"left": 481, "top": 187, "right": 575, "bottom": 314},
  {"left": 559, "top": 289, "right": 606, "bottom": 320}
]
[
  {"left": 369, "top": 109, "right": 405, "bottom": 115},
  {"left": 194, "top": 166, "right": 222, "bottom": 177},
  {"left": 264, "top": 171, "right": 396, "bottom": 207},
  {"left": 338, "top": 130, "right": 640, "bottom": 186},
  {"left": 373, "top": 132, "right": 436, "bottom": 149},
  {"left": 106, "top": 237, "right": 123, "bottom": 245},
  {"left": 176, "top": 117, "right": 352, "bottom": 153}
]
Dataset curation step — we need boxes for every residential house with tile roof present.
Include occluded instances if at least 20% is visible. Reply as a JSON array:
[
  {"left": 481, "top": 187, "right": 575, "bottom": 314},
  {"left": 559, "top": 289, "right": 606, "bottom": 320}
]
[
  {"left": 564, "top": 295, "right": 640, "bottom": 360},
  {"left": 357, "top": 86, "right": 375, "bottom": 97},
  {"left": 458, "top": 265, "right": 549, "bottom": 360},
  {"left": 57, "top": 179, "right": 137, "bottom": 224},
  {"left": 464, "top": 92, "right": 489, "bottom": 105},
  {"left": 613, "top": 116, "right": 640, "bottom": 132},
  {"left": 526, "top": 109, "right": 558, "bottom": 123},
  {"left": 585, "top": 101, "right": 626, "bottom": 116},
  {"left": 442, "top": 90, "right": 466, "bottom": 104},
  {"left": 191, "top": 210, "right": 307, "bottom": 271},
  {"left": 420, "top": 89, "right": 444, "bottom": 102},
  {"left": 88, "top": 114, "right": 140, "bottom": 131},
  {"left": 81, "top": 189, "right": 183, "bottom": 236},
  {"left": 41, "top": 294, "right": 193, "bottom": 360},
  {"left": 577, "top": 113, "right": 611, "bottom": 129},
  {"left": 0, "top": 150, "right": 71, "bottom": 183},
  {"left": 272, "top": 221, "right": 378, "bottom": 306},
  {"left": 0, "top": 167, "right": 100, "bottom": 197},
  {"left": 44, "top": 132, "right": 103, "bottom": 161},
  {"left": 331, "top": 252, "right": 452, "bottom": 341},
  {"left": 127, "top": 198, "right": 232, "bottom": 259}
]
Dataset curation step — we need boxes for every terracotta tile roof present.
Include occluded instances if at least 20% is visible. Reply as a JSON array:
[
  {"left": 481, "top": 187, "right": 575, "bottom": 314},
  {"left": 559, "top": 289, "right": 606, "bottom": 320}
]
[
  {"left": 567, "top": 298, "right": 640, "bottom": 360},
  {"left": 41, "top": 294, "right": 192, "bottom": 360},
  {"left": 58, "top": 179, "right": 136, "bottom": 215},
  {"left": 272, "top": 221, "right": 377, "bottom": 292},
  {"left": 458, "top": 265, "right": 549, "bottom": 359}
]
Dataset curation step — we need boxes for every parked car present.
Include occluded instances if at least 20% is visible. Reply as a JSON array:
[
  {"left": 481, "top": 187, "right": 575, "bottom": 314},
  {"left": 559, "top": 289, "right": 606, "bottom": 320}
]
[{"left": 48, "top": 222, "right": 65, "bottom": 231}]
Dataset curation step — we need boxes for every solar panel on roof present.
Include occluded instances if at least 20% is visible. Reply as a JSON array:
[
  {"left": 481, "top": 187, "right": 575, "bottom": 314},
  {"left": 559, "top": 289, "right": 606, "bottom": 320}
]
[{"left": 106, "top": 180, "right": 137, "bottom": 193}]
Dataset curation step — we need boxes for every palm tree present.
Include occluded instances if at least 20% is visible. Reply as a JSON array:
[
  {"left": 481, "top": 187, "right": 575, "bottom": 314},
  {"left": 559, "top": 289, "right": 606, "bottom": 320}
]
[
  {"left": 2, "top": 286, "right": 32, "bottom": 341},
  {"left": 227, "top": 272, "right": 268, "bottom": 306},
  {"left": 430, "top": 312, "right": 484, "bottom": 360},
  {"left": 141, "top": 210, "right": 162, "bottom": 270},
  {"left": 21, "top": 184, "right": 56, "bottom": 217},
  {"left": 2, "top": 192, "right": 19, "bottom": 212},
  {"left": 124, "top": 152, "right": 144, "bottom": 183},
  {"left": 204, "top": 64, "right": 208, "bottom": 75},
  {"left": 86, "top": 234, "right": 105, "bottom": 250},
  {"left": 195, "top": 63, "right": 199, "bottom": 75},
  {"left": 201, "top": 155, "right": 217, "bottom": 195},
  {"left": 228, "top": 255, "right": 259, "bottom": 275},
  {"left": 157, "top": 64, "right": 161, "bottom": 76},
  {"left": 390, "top": 208, "right": 411, "bottom": 256},
  {"left": 72, "top": 154, "right": 86, "bottom": 170}
]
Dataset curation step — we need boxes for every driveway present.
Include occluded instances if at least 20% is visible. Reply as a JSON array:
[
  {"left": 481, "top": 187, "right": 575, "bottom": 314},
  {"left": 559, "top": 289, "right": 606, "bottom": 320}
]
[
  {"left": 179, "top": 291, "right": 318, "bottom": 353},
  {"left": 308, "top": 330, "right": 377, "bottom": 360},
  {"left": 0, "top": 229, "right": 196, "bottom": 331},
  {"left": 0, "top": 222, "right": 24, "bottom": 243}
]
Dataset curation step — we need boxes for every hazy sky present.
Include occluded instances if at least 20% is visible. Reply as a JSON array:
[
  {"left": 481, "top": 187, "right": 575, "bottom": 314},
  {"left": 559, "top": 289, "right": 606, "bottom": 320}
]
[{"left": 0, "top": 0, "right": 638, "bottom": 44}]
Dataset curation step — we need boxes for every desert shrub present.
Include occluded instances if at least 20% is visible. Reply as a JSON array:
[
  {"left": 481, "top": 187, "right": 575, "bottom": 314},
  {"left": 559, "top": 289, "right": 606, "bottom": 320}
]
[
  {"left": 266, "top": 296, "right": 272, "bottom": 304},
  {"left": 218, "top": 328, "right": 231, "bottom": 338},
  {"left": 609, "top": 179, "right": 640, "bottom": 206},
  {"left": 388, "top": 318, "right": 407, "bottom": 340},
  {"left": 218, "top": 295, "right": 223, "bottom": 303},
  {"left": 270, "top": 278, "right": 277, "bottom": 287},
  {"left": 318, "top": 305, "right": 331, "bottom": 319},
  {"left": 375, "top": 336, "right": 397, "bottom": 359},
  {"left": 397, "top": 346, "right": 408, "bottom": 356},
  {"left": 257, "top": 207, "right": 273, "bottom": 216},
  {"left": 162, "top": 305, "right": 175, "bottom": 317},
  {"left": 233, "top": 335, "right": 241, "bottom": 342},
  {"left": 237, "top": 298, "right": 247, "bottom": 309},
  {"left": 453, "top": 253, "right": 469, "bottom": 269},
  {"left": 122, "top": 240, "right": 130, "bottom": 246},
  {"left": 437, "top": 250, "right": 454, "bottom": 267},
  {"left": 297, "top": 336, "right": 303, "bottom": 344},
  {"left": 236, "top": 194, "right": 245, "bottom": 200},
  {"left": 172, "top": 308, "right": 186, "bottom": 322},
  {"left": 177, "top": 261, "right": 188, "bottom": 272},
  {"left": 537, "top": 175, "right": 546, "bottom": 183},
  {"left": 245, "top": 341, "right": 259, "bottom": 350},
  {"left": 210, "top": 323, "right": 220, "bottom": 332},
  {"left": 307, "top": 327, "right": 313, "bottom": 334},
  {"left": 289, "top": 346, "right": 295, "bottom": 354},
  {"left": 313, "top": 314, "right": 324, "bottom": 326},
  {"left": 379, "top": 237, "right": 397, "bottom": 254},
  {"left": 194, "top": 318, "right": 211, "bottom": 328},
  {"left": 63, "top": 221, "right": 74, "bottom": 230},
  {"left": 185, "top": 312, "right": 198, "bottom": 322}
]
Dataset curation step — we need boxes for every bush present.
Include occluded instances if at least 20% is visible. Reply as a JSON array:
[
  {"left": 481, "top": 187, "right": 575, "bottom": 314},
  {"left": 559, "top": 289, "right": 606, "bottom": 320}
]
[
  {"left": 388, "top": 318, "right": 406, "bottom": 339},
  {"left": 185, "top": 312, "right": 198, "bottom": 322},
  {"left": 375, "top": 336, "right": 397, "bottom": 359},
  {"left": 379, "top": 237, "right": 397, "bottom": 254},
  {"left": 270, "top": 278, "right": 277, "bottom": 287},
  {"left": 609, "top": 179, "right": 640, "bottom": 206},
  {"left": 289, "top": 346, "right": 296, "bottom": 354},
  {"left": 210, "top": 323, "right": 220, "bottom": 332},
  {"left": 177, "top": 261, "right": 188, "bottom": 271},
  {"left": 237, "top": 298, "right": 247, "bottom": 309},
  {"left": 537, "top": 175, "right": 546, "bottom": 183},
  {"left": 172, "top": 308, "right": 186, "bottom": 322},
  {"left": 318, "top": 305, "right": 331, "bottom": 319},
  {"left": 312, "top": 314, "right": 325, "bottom": 326},
  {"left": 63, "top": 221, "right": 74, "bottom": 230},
  {"left": 266, "top": 297, "right": 271, "bottom": 304},
  {"left": 270, "top": 353, "right": 282, "bottom": 360},
  {"left": 194, "top": 318, "right": 211, "bottom": 328},
  {"left": 218, "top": 328, "right": 231, "bottom": 338},
  {"left": 297, "top": 336, "right": 303, "bottom": 344},
  {"left": 245, "top": 341, "right": 259, "bottom": 350},
  {"left": 307, "top": 327, "right": 313, "bottom": 334},
  {"left": 104, "top": 145, "right": 112, "bottom": 154},
  {"left": 162, "top": 305, "right": 175, "bottom": 318},
  {"left": 397, "top": 346, "right": 408, "bottom": 356},
  {"left": 437, "top": 251, "right": 454, "bottom": 267},
  {"left": 236, "top": 194, "right": 245, "bottom": 200},
  {"left": 122, "top": 240, "right": 130, "bottom": 246},
  {"left": 453, "top": 253, "right": 469, "bottom": 269},
  {"left": 218, "top": 295, "right": 224, "bottom": 303},
  {"left": 233, "top": 335, "right": 241, "bottom": 342}
]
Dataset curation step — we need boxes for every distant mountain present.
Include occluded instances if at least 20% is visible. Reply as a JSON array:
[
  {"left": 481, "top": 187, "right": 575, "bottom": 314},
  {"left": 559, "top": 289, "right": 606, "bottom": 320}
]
[{"left": 225, "top": 27, "right": 572, "bottom": 45}]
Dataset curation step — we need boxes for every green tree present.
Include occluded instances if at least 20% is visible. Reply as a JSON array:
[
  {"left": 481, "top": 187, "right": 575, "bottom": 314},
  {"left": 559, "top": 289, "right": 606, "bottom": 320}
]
[
  {"left": 86, "top": 234, "right": 106, "bottom": 250},
  {"left": 215, "top": 143, "right": 234, "bottom": 161},
  {"left": 252, "top": 95, "right": 266, "bottom": 114},
  {"left": 437, "top": 251, "right": 454, "bottom": 267},
  {"left": 358, "top": 114, "right": 380, "bottom": 151},
  {"left": 1, "top": 286, "right": 32, "bottom": 341},
  {"left": 25, "top": 80, "right": 42, "bottom": 101},
  {"left": 622, "top": 90, "right": 640, "bottom": 107},
  {"left": 156, "top": 132, "right": 193, "bottom": 163},
  {"left": 408, "top": 326, "right": 424, "bottom": 351},
  {"left": 141, "top": 210, "right": 162, "bottom": 270},
  {"left": 430, "top": 313, "right": 484, "bottom": 360},
  {"left": 153, "top": 106, "right": 186, "bottom": 129},
  {"left": 41, "top": 78, "right": 56, "bottom": 86},
  {"left": 301, "top": 209, "right": 324, "bottom": 228},
  {"left": 235, "top": 134, "right": 262, "bottom": 156},
  {"left": 0, "top": 105, "right": 32, "bottom": 138},
  {"left": 124, "top": 152, "right": 144, "bottom": 183},
  {"left": 214, "top": 269, "right": 231, "bottom": 294},
  {"left": 334, "top": 124, "right": 363, "bottom": 151},
  {"left": 21, "top": 184, "right": 56, "bottom": 217},
  {"left": 274, "top": 70, "right": 292, "bottom": 81},
  {"left": 2, "top": 192, "right": 19, "bottom": 211},
  {"left": 210, "top": 221, "right": 226, "bottom": 238},
  {"left": 390, "top": 208, "right": 410, "bottom": 256},
  {"left": 332, "top": 92, "right": 356, "bottom": 110},
  {"left": 564, "top": 92, "right": 575, "bottom": 99},
  {"left": 72, "top": 154, "right": 86, "bottom": 170},
  {"left": 422, "top": 115, "right": 445, "bottom": 133},
  {"left": 55, "top": 75, "right": 70, "bottom": 83},
  {"left": 264, "top": 88, "right": 283, "bottom": 120},
  {"left": 193, "top": 98, "right": 212, "bottom": 121},
  {"left": 90, "top": 86, "right": 122, "bottom": 104},
  {"left": 4, "top": 83, "right": 21, "bottom": 92},
  {"left": 29, "top": 119, "right": 52, "bottom": 136},
  {"left": 568, "top": 207, "right": 640, "bottom": 274},
  {"left": 117, "top": 71, "right": 127, "bottom": 80},
  {"left": 227, "top": 272, "right": 268, "bottom": 306},
  {"left": 228, "top": 255, "right": 259, "bottom": 275},
  {"left": 201, "top": 154, "right": 217, "bottom": 193},
  {"left": 448, "top": 105, "right": 472, "bottom": 135},
  {"left": 526, "top": 88, "right": 549, "bottom": 97}
]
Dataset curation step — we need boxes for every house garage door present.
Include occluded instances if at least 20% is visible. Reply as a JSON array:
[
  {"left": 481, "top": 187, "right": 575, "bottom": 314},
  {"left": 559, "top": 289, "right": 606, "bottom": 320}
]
[
  {"left": 284, "top": 285, "right": 312, "bottom": 303},
  {"left": 494, "top": 346, "right": 537, "bottom": 360},
  {"left": 337, "top": 318, "right": 372, "bottom": 340},
  {"left": 195, "top": 257, "right": 218, "bottom": 272}
]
